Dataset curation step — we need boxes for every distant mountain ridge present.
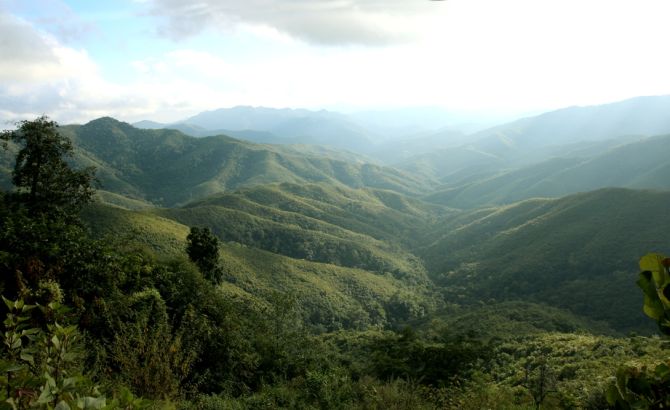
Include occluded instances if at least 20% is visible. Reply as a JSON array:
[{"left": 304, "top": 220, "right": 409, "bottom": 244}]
[
  {"left": 136, "top": 106, "right": 379, "bottom": 153},
  {"left": 399, "top": 95, "right": 670, "bottom": 181},
  {"left": 424, "top": 134, "right": 670, "bottom": 208},
  {"left": 133, "top": 96, "right": 670, "bottom": 168},
  {"left": 133, "top": 105, "right": 507, "bottom": 160},
  {"left": 56, "top": 117, "right": 435, "bottom": 207}
]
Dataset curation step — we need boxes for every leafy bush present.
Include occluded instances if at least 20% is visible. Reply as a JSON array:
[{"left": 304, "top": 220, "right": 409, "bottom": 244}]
[{"left": 0, "top": 297, "right": 106, "bottom": 409}]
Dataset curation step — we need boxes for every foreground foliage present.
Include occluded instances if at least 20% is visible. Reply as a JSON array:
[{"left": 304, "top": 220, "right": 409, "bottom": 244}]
[{"left": 606, "top": 253, "right": 670, "bottom": 409}]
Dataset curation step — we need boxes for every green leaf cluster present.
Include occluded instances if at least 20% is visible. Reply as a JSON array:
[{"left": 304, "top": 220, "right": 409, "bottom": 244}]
[
  {"left": 1, "top": 298, "right": 105, "bottom": 410},
  {"left": 607, "top": 361, "right": 670, "bottom": 409},
  {"left": 637, "top": 253, "right": 670, "bottom": 333}
]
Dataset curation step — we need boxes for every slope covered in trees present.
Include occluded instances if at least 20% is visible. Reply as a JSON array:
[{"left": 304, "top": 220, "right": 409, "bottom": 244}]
[
  {"left": 399, "top": 95, "right": 670, "bottom": 184},
  {"left": 419, "top": 188, "right": 670, "bottom": 332},
  {"left": 424, "top": 134, "right": 670, "bottom": 208},
  {"left": 154, "top": 182, "right": 447, "bottom": 279},
  {"left": 54, "top": 117, "right": 435, "bottom": 206},
  {"left": 81, "top": 202, "right": 440, "bottom": 331}
]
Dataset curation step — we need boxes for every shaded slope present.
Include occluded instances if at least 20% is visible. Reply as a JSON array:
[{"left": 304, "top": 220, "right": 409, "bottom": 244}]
[
  {"left": 57, "top": 117, "right": 433, "bottom": 206},
  {"left": 401, "top": 95, "right": 670, "bottom": 181},
  {"left": 424, "top": 134, "right": 670, "bottom": 208},
  {"left": 420, "top": 188, "right": 670, "bottom": 332}
]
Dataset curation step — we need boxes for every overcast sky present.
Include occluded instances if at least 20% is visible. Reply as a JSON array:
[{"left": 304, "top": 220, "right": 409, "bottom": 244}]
[{"left": 2, "top": 0, "right": 670, "bottom": 124}]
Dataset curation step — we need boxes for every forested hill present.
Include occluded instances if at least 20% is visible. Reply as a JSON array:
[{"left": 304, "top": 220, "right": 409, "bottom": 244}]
[
  {"left": 424, "top": 133, "right": 670, "bottom": 208},
  {"left": 419, "top": 188, "right": 670, "bottom": 332},
  {"left": 153, "top": 182, "right": 446, "bottom": 281},
  {"left": 54, "top": 117, "right": 435, "bottom": 206},
  {"left": 399, "top": 95, "right": 670, "bottom": 183},
  {"left": 80, "top": 202, "right": 440, "bottom": 331}
]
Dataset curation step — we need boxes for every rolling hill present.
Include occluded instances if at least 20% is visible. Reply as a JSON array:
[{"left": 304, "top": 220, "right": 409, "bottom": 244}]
[
  {"left": 424, "top": 134, "right": 670, "bottom": 208},
  {"left": 418, "top": 188, "right": 670, "bottom": 333},
  {"left": 80, "top": 202, "right": 440, "bottom": 331},
  {"left": 51, "top": 117, "right": 435, "bottom": 206},
  {"left": 155, "top": 182, "right": 447, "bottom": 281},
  {"left": 400, "top": 95, "right": 670, "bottom": 182}
]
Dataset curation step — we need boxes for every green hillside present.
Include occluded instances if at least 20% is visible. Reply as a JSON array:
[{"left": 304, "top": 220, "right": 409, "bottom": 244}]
[
  {"left": 81, "top": 202, "right": 439, "bottom": 330},
  {"left": 424, "top": 135, "right": 670, "bottom": 208},
  {"left": 421, "top": 301, "right": 616, "bottom": 340},
  {"left": 81, "top": 203, "right": 191, "bottom": 255},
  {"left": 54, "top": 117, "right": 433, "bottom": 206},
  {"left": 419, "top": 188, "right": 670, "bottom": 333},
  {"left": 154, "top": 182, "right": 445, "bottom": 282},
  {"left": 184, "top": 182, "right": 447, "bottom": 243}
]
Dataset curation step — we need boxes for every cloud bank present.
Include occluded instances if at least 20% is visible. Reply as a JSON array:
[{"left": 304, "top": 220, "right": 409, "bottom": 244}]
[
  {"left": 0, "top": 12, "right": 166, "bottom": 124},
  {"left": 146, "top": 0, "right": 443, "bottom": 45}
]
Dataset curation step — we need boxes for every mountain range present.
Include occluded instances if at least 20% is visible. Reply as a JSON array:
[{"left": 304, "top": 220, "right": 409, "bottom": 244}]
[
  {"left": 4, "top": 94, "right": 670, "bottom": 336},
  {"left": 399, "top": 95, "right": 670, "bottom": 183},
  {"left": 57, "top": 117, "right": 434, "bottom": 207},
  {"left": 133, "top": 96, "right": 670, "bottom": 169},
  {"left": 133, "top": 106, "right": 507, "bottom": 160}
]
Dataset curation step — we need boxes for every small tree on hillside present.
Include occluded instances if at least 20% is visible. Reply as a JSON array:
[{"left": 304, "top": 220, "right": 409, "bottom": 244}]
[{"left": 186, "top": 227, "right": 223, "bottom": 284}]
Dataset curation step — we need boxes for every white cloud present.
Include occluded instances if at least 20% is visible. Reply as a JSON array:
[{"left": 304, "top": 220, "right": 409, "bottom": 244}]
[
  {"left": 0, "top": 12, "right": 187, "bottom": 123},
  {"left": 145, "top": 0, "right": 447, "bottom": 45},
  {"left": 4, "top": 0, "right": 670, "bottom": 125}
]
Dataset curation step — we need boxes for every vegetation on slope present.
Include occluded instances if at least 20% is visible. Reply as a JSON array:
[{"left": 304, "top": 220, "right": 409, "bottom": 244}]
[
  {"left": 419, "top": 188, "right": 670, "bottom": 333},
  {"left": 53, "top": 117, "right": 434, "bottom": 206},
  {"left": 425, "top": 134, "right": 670, "bottom": 208},
  {"left": 82, "top": 201, "right": 439, "bottom": 331},
  {"left": 154, "top": 182, "right": 446, "bottom": 282}
]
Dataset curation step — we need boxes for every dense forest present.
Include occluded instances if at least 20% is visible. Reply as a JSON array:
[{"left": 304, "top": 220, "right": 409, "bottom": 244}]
[{"left": 1, "top": 110, "right": 670, "bottom": 409}]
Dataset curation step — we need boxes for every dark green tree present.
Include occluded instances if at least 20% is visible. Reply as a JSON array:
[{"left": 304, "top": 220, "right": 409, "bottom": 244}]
[
  {"left": 0, "top": 116, "right": 97, "bottom": 299},
  {"left": 186, "top": 227, "right": 223, "bottom": 283},
  {"left": 1, "top": 115, "right": 95, "bottom": 218}
]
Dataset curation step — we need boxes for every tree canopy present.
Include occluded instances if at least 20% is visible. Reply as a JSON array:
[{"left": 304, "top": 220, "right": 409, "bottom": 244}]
[
  {"left": 1, "top": 116, "right": 95, "bottom": 218},
  {"left": 186, "top": 226, "right": 223, "bottom": 283}
]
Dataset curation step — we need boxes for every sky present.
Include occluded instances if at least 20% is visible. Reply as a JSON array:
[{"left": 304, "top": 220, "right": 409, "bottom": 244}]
[{"left": 1, "top": 0, "right": 670, "bottom": 124}]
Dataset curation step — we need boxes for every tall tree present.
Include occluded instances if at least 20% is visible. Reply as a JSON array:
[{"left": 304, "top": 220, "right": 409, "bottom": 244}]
[
  {"left": 186, "top": 227, "right": 223, "bottom": 283},
  {"left": 0, "top": 116, "right": 96, "bottom": 298},
  {"left": 1, "top": 116, "right": 95, "bottom": 218}
]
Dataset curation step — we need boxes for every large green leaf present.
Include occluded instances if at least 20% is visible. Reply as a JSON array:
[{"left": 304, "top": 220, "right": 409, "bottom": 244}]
[
  {"left": 637, "top": 271, "right": 665, "bottom": 320},
  {"left": 639, "top": 253, "right": 670, "bottom": 288}
]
